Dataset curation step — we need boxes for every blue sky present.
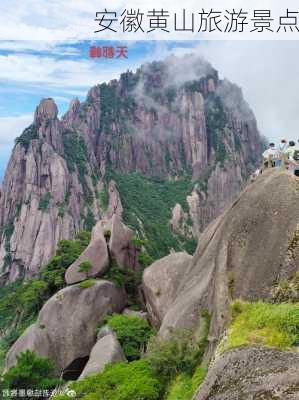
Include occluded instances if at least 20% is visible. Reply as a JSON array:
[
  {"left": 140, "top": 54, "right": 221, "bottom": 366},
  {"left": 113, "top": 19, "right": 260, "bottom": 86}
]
[{"left": 1, "top": 39, "right": 299, "bottom": 181}]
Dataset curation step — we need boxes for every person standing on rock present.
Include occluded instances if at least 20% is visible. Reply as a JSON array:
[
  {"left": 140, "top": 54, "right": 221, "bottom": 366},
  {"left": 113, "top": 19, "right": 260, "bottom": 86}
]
[
  {"left": 276, "top": 139, "right": 288, "bottom": 168},
  {"left": 285, "top": 141, "right": 296, "bottom": 161},
  {"left": 262, "top": 143, "right": 277, "bottom": 169}
]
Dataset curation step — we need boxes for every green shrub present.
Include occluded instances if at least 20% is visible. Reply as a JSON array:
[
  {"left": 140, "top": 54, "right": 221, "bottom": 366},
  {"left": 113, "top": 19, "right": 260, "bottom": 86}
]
[
  {"left": 103, "top": 261, "right": 143, "bottom": 309},
  {"left": 204, "top": 93, "right": 228, "bottom": 166},
  {"left": 147, "top": 330, "right": 204, "bottom": 383},
  {"left": 147, "top": 312, "right": 210, "bottom": 384},
  {"left": 105, "top": 314, "right": 154, "bottom": 361},
  {"left": 99, "top": 187, "right": 109, "bottom": 211},
  {"left": 220, "top": 300, "right": 299, "bottom": 352},
  {"left": 15, "top": 125, "right": 38, "bottom": 149},
  {"left": 78, "top": 279, "right": 97, "bottom": 289},
  {"left": 41, "top": 231, "right": 91, "bottom": 293},
  {"left": 165, "top": 366, "right": 207, "bottom": 400},
  {"left": 103, "top": 261, "right": 126, "bottom": 288},
  {"left": 63, "top": 133, "right": 93, "bottom": 204},
  {"left": 20, "top": 280, "right": 48, "bottom": 315},
  {"left": 84, "top": 209, "right": 95, "bottom": 232},
  {"left": 52, "top": 360, "right": 162, "bottom": 400},
  {"left": 3, "top": 350, "right": 61, "bottom": 392},
  {"left": 38, "top": 192, "right": 51, "bottom": 211},
  {"left": 78, "top": 261, "right": 93, "bottom": 277}
]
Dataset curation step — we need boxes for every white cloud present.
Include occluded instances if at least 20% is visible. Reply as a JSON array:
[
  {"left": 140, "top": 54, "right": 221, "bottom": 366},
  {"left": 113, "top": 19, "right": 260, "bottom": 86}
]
[
  {"left": 0, "top": 114, "right": 33, "bottom": 145},
  {"left": 191, "top": 41, "right": 299, "bottom": 143},
  {"left": 0, "top": 40, "right": 80, "bottom": 55},
  {"left": 0, "top": 53, "right": 137, "bottom": 89}
]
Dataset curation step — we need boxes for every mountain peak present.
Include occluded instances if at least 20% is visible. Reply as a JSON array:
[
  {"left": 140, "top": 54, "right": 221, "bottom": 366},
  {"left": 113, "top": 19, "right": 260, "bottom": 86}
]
[{"left": 34, "top": 98, "right": 58, "bottom": 124}]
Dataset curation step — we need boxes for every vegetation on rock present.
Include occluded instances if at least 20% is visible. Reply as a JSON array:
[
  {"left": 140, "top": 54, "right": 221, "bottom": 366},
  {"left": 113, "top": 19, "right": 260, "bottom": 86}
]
[
  {"left": 63, "top": 133, "right": 93, "bottom": 204},
  {"left": 14, "top": 125, "right": 39, "bottom": 150},
  {"left": 38, "top": 192, "right": 51, "bottom": 211},
  {"left": 105, "top": 171, "right": 197, "bottom": 259},
  {"left": 147, "top": 310, "right": 210, "bottom": 384},
  {"left": 205, "top": 93, "right": 228, "bottom": 166},
  {"left": 220, "top": 300, "right": 299, "bottom": 352},
  {"left": 165, "top": 366, "right": 207, "bottom": 400},
  {"left": 53, "top": 359, "right": 162, "bottom": 400},
  {"left": 0, "top": 231, "right": 91, "bottom": 369},
  {"left": 77, "top": 279, "right": 97, "bottom": 289},
  {"left": 104, "top": 314, "right": 154, "bottom": 361},
  {"left": 78, "top": 261, "right": 93, "bottom": 277},
  {"left": 2, "top": 350, "right": 61, "bottom": 394}
]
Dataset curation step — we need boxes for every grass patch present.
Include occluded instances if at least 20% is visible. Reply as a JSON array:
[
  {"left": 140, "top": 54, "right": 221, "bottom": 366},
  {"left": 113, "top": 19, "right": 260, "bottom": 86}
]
[
  {"left": 165, "top": 366, "right": 207, "bottom": 400},
  {"left": 78, "top": 279, "right": 97, "bottom": 289},
  {"left": 220, "top": 300, "right": 299, "bottom": 353}
]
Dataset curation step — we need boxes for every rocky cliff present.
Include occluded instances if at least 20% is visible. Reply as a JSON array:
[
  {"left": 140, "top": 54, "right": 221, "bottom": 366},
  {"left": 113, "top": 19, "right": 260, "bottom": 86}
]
[
  {"left": 0, "top": 55, "right": 264, "bottom": 282},
  {"left": 143, "top": 169, "right": 299, "bottom": 399},
  {"left": 5, "top": 169, "right": 298, "bottom": 399}
]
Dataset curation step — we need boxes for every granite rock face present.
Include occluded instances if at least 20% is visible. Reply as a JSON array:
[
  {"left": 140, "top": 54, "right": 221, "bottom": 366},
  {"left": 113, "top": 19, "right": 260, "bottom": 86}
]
[
  {"left": 195, "top": 347, "right": 299, "bottom": 400},
  {"left": 142, "top": 252, "right": 192, "bottom": 327},
  {"left": 159, "top": 170, "right": 299, "bottom": 344},
  {"left": 65, "top": 220, "right": 110, "bottom": 284},
  {"left": 78, "top": 329, "right": 126, "bottom": 380},
  {"left": 0, "top": 55, "right": 264, "bottom": 282},
  {"left": 65, "top": 213, "right": 139, "bottom": 284},
  {"left": 5, "top": 280, "right": 126, "bottom": 375}
]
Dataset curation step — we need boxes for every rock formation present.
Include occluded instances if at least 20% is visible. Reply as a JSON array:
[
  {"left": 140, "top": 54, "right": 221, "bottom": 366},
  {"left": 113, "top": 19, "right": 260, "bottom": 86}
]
[
  {"left": 78, "top": 326, "right": 126, "bottom": 380},
  {"left": 141, "top": 169, "right": 299, "bottom": 399},
  {"left": 195, "top": 347, "right": 299, "bottom": 400},
  {"left": 142, "top": 252, "right": 192, "bottom": 327},
  {"left": 65, "top": 220, "right": 109, "bottom": 284},
  {"left": 65, "top": 213, "right": 139, "bottom": 284},
  {"left": 5, "top": 281, "right": 126, "bottom": 377},
  {"left": 156, "top": 170, "right": 299, "bottom": 342},
  {"left": 0, "top": 54, "right": 264, "bottom": 283}
]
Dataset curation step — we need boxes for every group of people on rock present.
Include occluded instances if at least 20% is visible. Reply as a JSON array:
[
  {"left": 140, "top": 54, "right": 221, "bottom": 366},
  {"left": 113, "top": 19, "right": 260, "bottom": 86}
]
[{"left": 262, "top": 139, "right": 299, "bottom": 176}]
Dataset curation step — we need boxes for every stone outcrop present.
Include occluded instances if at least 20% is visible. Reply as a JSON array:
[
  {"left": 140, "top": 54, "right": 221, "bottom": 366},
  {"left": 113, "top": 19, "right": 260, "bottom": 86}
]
[
  {"left": 0, "top": 98, "right": 100, "bottom": 282},
  {"left": 142, "top": 252, "right": 192, "bottom": 327},
  {"left": 78, "top": 326, "right": 126, "bottom": 380},
  {"left": 158, "top": 170, "right": 299, "bottom": 343},
  {"left": 65, "top": 213, "right": 139, "bottom": 284},
  {"left": 195, "top": 347, "right": 299, "bottom": 400},
  {"left": 5, "top": 280, "right": 126, "bottom": 375},
  {"left": 65, "top": 220, "right": 109, "bottom": 284},
  {"left": 109, "top": 214, "right": 138, "bottom": 270},
  {"left": 170, "top": 203, "right": 193, "bottom": 237},
  {"left": 0, "top": 55, "right": 264, "bottom": 282}
]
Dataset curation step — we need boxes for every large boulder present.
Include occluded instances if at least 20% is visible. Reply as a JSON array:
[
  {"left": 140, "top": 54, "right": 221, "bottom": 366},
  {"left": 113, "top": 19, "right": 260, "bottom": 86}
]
[
  {"left": 142, "top": 252, "right": 192, "bottom": 327},
  {"left": 109, "top": 214, "right": 138, "bottom": 270},
  {"left": 65, "top": 220, "right": 109, "bottom": 284},
  {"left": 195, "top": 347, "right": 299, "bottom": 400},
  {"left": 159, "top": 170, "right": 299, "bottom": 340},
  {"left": 6, "top": 280, "right": 126, "bottom": 375},
  {"left": 79, "top": 327, "right": 126, "bottom": 380}
]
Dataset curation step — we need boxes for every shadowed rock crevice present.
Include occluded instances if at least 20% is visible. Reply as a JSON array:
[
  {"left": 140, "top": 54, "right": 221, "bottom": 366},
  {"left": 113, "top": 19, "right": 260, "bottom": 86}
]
[{"left": 63, "top": 356, "right": 89, "bottom": 381}]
